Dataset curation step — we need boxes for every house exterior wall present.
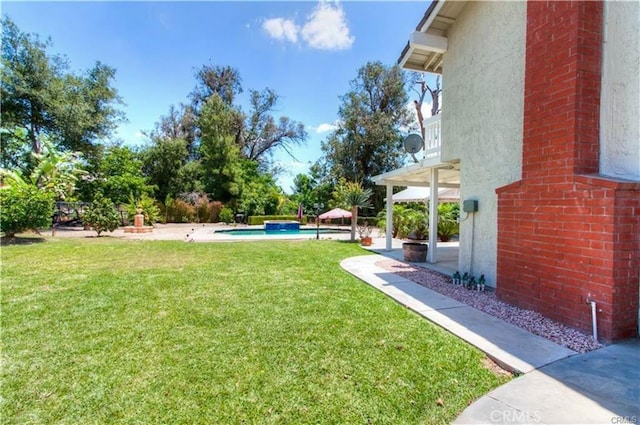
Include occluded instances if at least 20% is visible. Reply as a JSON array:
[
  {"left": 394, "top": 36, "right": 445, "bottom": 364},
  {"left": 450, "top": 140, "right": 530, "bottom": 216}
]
[
  {"left": 496, "top": 1, "right": 640, "bottom": 342},
  {"left": 441, "top": 1, "right": 526, "bottom": 284},
  {"left": 600, "top": 1, "right": 640, "bottom": 180}
]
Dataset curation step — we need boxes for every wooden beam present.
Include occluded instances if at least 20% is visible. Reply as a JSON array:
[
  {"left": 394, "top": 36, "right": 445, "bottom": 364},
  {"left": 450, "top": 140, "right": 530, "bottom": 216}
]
[
  {"left": 423, "top": 52, "right": 436, "bottom": 71},
  {"left": 409, "top": 31, "right": 448, "bottom": 54}
]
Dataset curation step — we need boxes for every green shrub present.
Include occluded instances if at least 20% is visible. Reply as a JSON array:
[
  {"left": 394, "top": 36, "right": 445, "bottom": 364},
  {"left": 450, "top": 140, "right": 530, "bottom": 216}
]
[
  {"left": 0, "top": 185, "right": 55, "bottom": 237},
  {"left": 437, "top": 202, "right": 460, "bottom": 242},
  {"left": 437, "top": 218, "right": 459, "bottom": 242},
  {"left": 377, "top": 205, "right": 427, "bottom": 239},
  {"left": 219, "top": 207, "right": 234, "bottom": 224},
  {"left": 83, "top": 194, "right": 121, "bottom": 236},
  {"left": 125, "top": 194, "right": 161, "bottom": 225},
  {"left": 248, "top": 215, "right": 308, "bottom": 225}
]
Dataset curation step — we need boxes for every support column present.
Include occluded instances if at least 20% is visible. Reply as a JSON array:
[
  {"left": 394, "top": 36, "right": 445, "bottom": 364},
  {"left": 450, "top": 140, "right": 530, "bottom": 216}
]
[
  {"left": 385, "top": 184, "right": 393, "bottom": 250},
  {"left": 427, "top": 168, "right": 438, "bottom": 263}
]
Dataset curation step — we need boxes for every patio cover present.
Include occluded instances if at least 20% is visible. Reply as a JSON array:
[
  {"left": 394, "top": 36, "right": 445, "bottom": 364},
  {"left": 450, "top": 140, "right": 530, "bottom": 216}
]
[
  {"left": 392, "top": 186, "right": 460, "bottom": 203},
  {"left": 318, "top": 208, "right": 352, "bottom": 220}
]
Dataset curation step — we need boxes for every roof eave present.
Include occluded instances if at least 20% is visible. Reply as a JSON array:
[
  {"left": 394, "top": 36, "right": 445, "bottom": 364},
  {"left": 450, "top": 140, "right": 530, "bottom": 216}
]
[{"left": 397, "top": 0, "right": 449, "bottom": 74}]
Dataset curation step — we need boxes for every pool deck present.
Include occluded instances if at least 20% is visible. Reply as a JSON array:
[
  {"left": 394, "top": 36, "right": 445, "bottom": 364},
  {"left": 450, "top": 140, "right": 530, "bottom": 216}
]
[{"left": 190, "top": 224, "right": 355, "bottom": 242}]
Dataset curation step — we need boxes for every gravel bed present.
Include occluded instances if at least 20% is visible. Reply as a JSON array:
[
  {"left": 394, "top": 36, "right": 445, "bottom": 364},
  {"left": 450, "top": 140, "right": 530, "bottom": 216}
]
[{"left": 375, "top": 259, "right": 603, "bottom": 353}]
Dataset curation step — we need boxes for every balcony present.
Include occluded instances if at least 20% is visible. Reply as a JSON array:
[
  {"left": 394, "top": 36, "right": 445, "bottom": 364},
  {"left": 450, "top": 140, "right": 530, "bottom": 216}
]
[
  {"left": 406, "top": 113, "right": 441, "bottom": 164},
  {"left": 374, "top": 112, "right": 458, "bottom": 188},
  {"left": 422, "top": 114, "right": 441, "bottom": 161}
]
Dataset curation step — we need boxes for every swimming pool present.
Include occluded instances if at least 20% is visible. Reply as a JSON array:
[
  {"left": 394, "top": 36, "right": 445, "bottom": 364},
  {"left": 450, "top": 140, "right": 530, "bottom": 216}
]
[{"left": 215, "top": 228, "right": 348, "bottom": 237}]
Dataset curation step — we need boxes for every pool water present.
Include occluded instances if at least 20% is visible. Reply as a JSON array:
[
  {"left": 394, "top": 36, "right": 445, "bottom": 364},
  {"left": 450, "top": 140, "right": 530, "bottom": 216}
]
[{"left": 215, "top": 228, "right": 347, "bottom": 237}]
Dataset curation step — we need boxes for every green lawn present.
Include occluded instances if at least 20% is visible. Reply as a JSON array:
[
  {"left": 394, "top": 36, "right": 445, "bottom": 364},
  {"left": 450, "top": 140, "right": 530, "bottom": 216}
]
[{"left": 1, "top": 238, "right": 509, "bottom": 424}]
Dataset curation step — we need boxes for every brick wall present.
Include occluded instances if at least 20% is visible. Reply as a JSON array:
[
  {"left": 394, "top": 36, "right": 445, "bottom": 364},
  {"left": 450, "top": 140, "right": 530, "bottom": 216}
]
[{"left": 496, "top": 1, "right": 640, "bottom": 342}]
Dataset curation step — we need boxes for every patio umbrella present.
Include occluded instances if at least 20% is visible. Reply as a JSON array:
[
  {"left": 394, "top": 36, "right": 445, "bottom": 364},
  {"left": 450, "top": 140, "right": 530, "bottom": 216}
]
[
  {"left": 318, "top": 208, "right": 352, "bottom": 220},
  {"left": 297, "top": 204, "right": 303, "bottom": 220}
]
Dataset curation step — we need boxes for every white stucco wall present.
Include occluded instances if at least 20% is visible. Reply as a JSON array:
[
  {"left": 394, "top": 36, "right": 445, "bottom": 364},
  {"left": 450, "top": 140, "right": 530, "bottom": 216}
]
[
  {"left": 600, "top": 1, "right": 640, "bottom": 180},
  {"left": 440, "top": 1, "right": 526, "bottom": 285}
]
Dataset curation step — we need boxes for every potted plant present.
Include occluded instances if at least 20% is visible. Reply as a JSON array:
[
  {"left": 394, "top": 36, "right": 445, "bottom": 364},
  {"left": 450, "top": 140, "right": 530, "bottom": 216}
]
[
  {"left": 358, "top": 221, "right": 373, "bottom": 246},
  {"left": 403, "top": 240, "right": 427, "bottom": 262},
  {"left": 403, "top": 212, "right": 428, "bottom": 262}
]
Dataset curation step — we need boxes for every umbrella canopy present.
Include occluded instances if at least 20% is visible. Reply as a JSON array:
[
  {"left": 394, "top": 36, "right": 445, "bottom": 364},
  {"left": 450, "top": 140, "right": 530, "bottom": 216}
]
[
  {"left": 392, "top": 186, "right": 460, "bottom": 203},
  {"left": 318, "top": 207, "right": 353, "bottom": 219}
]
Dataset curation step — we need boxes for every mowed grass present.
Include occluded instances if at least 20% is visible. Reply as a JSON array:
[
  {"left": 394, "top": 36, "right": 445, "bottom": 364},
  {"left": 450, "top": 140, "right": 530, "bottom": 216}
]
[{"left": 1, "top": 238, "right": 509, "bottom": 424}]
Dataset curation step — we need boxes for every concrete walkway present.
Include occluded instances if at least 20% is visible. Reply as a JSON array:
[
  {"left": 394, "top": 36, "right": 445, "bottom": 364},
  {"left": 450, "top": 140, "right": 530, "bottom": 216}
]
[
  {"left": 340, "top": 253, "right": 640, "bottom": 424},
  {"left": 454, "top": 339, "right": 640, "bottom": 424},
  {"left": 341, "top": 255, "right": 576, "bottom": 374}
]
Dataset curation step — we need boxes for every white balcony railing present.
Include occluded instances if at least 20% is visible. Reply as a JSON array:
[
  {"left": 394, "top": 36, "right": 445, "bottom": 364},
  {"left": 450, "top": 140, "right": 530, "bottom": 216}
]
[{"left": 422, "top": 114, "right": 441, "bottom": 161}]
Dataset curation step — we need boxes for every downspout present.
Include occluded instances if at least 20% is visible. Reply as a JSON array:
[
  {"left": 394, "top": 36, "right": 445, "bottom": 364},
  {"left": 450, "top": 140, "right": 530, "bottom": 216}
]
[{"left": 588, "top": 300, "right": 598, "bottom": 342}]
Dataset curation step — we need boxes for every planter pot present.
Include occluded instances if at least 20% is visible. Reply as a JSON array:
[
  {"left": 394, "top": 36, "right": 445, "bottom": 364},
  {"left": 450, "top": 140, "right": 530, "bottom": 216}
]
[
  {"left": 360, "top": 236, "right": 373, "bottom": 246},
  {"left": 403, "top": 242, "right": 427, "bottom": 262}
]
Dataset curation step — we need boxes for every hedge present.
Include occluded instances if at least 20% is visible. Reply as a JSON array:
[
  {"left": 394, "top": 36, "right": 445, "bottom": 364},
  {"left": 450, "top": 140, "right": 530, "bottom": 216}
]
[{"left": 248, "top": 215, "right": 308, "bottom": 225}]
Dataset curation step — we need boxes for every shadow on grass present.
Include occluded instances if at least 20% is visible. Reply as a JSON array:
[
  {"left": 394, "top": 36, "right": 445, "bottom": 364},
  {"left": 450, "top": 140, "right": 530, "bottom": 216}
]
[{"left": 1, "top": 236, "right": 47, "bottom": 246}]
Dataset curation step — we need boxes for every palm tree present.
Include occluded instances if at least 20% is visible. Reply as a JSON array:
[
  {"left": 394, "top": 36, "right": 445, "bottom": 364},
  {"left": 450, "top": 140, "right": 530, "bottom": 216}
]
[{"left": 337, "top": 181, "right": 373, "bottom": 242}]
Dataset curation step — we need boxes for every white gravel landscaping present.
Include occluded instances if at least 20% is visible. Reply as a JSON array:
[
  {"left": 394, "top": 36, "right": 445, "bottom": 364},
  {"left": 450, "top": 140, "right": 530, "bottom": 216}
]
[{"left": 375, "top": 259, "right": 603, "bottom": 353}]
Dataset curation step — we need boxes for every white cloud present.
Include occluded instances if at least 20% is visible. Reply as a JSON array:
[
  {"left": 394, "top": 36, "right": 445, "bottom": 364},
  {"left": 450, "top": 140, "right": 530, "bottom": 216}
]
[
  {"left": 261, "top": 1, "right": 354, "bottom": 50},
  {"left": 262, "top": 17, "right": 299, "bottom": 43},
  {"left": 301, "top": 2, "right": 354, "bottom": 50},
  {"left": 316, "top": 122, "right": 338, "bottom": 133},
  {"left": 135, "top": 131, "right": 146, "bottom": 139}
]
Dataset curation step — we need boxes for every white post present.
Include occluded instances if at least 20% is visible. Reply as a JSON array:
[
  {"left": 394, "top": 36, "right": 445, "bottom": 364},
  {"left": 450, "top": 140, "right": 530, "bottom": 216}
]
[
  {"left": 386, "top": 184, "right": 393, "bottom": 250},
  {"left": 428, "top": 168, "right": 438, "bottom": 263}
]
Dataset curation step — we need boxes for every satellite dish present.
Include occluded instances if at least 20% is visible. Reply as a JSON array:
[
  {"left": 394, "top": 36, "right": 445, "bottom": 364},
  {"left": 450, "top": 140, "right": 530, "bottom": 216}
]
[{"left": 403, "top": 134, "right": 423, "bottom": 162}]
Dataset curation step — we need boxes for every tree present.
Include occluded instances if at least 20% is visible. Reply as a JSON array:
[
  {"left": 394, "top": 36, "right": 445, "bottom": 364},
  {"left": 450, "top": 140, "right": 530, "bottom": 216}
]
[
  {"left": 189, "top": 64, "right": 306, "bottom": 164},
  {"left": 318, "top": 61, "right": 412, "bottom": 211},
  {"left": 143, "top": 62, "right": 307, "bottom": 206},
  {"left": 144, "top": 104, "right": 198, "bottom": 159},
  {"left": 80, "top": 145, "right": 153, "bottom": 205},
  {"left": 1, "top": 17, "right": 124, "bottom": 159},
  {"left": 237, "top": 160, "right": 283, "bottom": 217},
  {"left": 190, "top": 64, "right": 243, "bottom": 109},
  {"left": 292, "top": 173, "right": 317, "bottom": 213},
  {"left": 28, "top": 139, "right": 86, "bottom": 201},
  {"left": 332, "top": 180, "right": 373, "bottom": 242},
  {"left": 1, "top": 127, "right": 33, "bottom": 172},
  {"left": 83, "top": 193, "right": 120, "bottom": 236},
  {"left": 173, "top": 160, "right": 205, "bottom": 196},
  {"left": 198, "top": 94, "right": 244, "bottom": 202},
  {"left": 411, "top": 73, "right": 441, "bottom": 140},
  {"left": 240, "top": 88, "right": 307, "bottom": 162},
  {"left": 0, "top": 184, "right": 54, "bottom": 238},
  {"left": 139, "top": 138, "right": 192, "bottom": 202},
  {"left": 1, "top": 132, "right": 86, "bottom": 201}
]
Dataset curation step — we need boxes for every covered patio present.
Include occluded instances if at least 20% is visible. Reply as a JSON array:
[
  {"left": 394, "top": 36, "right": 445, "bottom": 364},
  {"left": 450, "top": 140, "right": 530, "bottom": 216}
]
[
  {"left": 363, "top": 236, "right": 459, "bottom": 276},
  {"left": 372, "top": 160, "right": 460, "bottom": 265}
]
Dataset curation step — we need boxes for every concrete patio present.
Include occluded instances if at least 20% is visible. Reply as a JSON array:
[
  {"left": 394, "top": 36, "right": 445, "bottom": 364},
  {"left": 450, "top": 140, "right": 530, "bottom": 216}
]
[{"left": 363, "top": 236, "right": 460, "bottom": 276}]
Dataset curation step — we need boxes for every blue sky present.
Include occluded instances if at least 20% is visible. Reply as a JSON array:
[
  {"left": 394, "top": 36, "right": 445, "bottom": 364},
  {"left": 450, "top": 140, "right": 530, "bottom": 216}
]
[{"left": 4, "top": 1, "right": 432, "bottom": 192}]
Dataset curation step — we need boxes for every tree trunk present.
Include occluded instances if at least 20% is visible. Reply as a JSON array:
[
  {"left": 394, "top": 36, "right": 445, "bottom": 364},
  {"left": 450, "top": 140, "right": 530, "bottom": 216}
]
[{"left": 350, "top": 205, "right": 358, "bottom": 242}]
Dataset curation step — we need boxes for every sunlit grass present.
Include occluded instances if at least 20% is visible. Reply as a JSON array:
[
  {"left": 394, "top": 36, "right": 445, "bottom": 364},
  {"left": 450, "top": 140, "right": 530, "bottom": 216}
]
[{"left": 2, "top": 238, "right": 509, "bottom": 424}]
